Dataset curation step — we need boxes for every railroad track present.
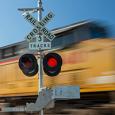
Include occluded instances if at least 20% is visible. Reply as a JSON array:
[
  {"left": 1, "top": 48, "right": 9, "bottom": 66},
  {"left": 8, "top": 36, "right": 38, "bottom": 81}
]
[{"left": 0, "top": 91, "right": 115, "bottom": 115}]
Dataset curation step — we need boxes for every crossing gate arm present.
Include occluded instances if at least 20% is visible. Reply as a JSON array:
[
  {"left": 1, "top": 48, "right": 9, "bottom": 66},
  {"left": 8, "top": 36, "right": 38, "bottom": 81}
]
[{"left": 0, "top": 86, "right": 80, "bottom": 113}]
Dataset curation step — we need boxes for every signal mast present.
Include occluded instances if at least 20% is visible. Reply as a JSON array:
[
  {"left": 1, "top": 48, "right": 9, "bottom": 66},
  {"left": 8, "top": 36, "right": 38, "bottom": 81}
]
[{"left": 0, "top": 0, "right": 80, "bottom": 114}]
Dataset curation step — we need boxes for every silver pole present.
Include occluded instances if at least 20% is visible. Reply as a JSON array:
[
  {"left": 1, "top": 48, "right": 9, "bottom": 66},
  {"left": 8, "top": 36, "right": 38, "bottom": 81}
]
[
  {"left": 38, "top": 0, "right": 43, "bottom": 91},
  {"left": 37, "top": 0, "right": 44, "bottom": 115}
]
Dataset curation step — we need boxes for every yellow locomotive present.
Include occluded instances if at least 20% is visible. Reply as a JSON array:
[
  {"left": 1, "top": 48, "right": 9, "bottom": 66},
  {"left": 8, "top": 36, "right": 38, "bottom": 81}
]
[{"left": 0, "top": 21, "right": 115, "bottom": 101}]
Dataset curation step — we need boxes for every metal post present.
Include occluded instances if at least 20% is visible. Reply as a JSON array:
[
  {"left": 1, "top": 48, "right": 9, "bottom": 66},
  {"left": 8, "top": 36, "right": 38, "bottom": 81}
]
[
  {"left": 38, "top": 0, "right": 43, "bottom": 91},
  {"left": 37, "top": 0, "right": 44, "bottom": 115}
]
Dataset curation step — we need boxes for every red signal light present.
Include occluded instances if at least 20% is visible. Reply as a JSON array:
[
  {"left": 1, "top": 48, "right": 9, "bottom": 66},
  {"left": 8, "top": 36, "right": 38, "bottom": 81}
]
[
  {"left": 47, "top": 58, "right": 57, "bottom": 67},
  {"left": 43, "top": 53, "right": 62, "bottom": 76}
]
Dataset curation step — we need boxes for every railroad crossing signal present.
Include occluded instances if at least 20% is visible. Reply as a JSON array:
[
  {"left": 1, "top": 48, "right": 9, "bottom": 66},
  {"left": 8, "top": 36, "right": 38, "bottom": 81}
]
[
  {"left": 14, "top": 1, "right": 80, "bottom": 114},
  {"left": 18, "top": 53, "right": 62, "bottom": 77}
]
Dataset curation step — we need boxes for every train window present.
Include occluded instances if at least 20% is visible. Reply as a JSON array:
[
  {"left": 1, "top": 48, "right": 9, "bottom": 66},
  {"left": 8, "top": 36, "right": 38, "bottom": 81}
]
[
  {"left": 14, "top": 42, "right": 28, "bottom": 55},
  {"left": 51, "top": 23, "right": 106, "bottom": 49},
  {"left": 89, "top": 24, "right": 108, "bottom": 38},
  {"left": 4, "top": 48, "right": 13, "bottom": 57},
  {"left": 51, "top": 26, "right": 91, "bottom": 49},
  {"left": 0, "top": 49, "right": 2, "bottom": 60},
  {"left": 52, "top": 31, "right": 74, "bottom": 49},
  {"left": 0, "top": 46, "right": 17, "bottom": 59},
  {"left": 51, "top": 21, "right": 109, "bottom": 50},
  {"left": 15, "top": 48, "right": 27, "bottom": 55}
]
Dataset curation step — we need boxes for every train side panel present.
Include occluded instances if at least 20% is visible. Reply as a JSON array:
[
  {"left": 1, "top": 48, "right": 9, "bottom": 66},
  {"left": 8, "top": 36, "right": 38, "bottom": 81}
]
[
  {"left": 44, "top": 39, "right": 115, "bottom": 92},
  {"left": 0, "top": 39, "right": 115, "bottom": 97},
  {"left": 0, "top": 60, "right": 38, "bottom": 97}
]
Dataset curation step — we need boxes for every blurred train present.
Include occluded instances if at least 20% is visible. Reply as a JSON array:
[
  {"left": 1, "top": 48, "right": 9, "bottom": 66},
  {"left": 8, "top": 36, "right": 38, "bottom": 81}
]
[{"left": 0, "top": 20, "right": 115, "bottom": 114}]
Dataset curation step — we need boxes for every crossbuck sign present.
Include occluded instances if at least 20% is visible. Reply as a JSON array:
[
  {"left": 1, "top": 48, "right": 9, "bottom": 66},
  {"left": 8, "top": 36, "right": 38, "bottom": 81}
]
[
  {"left": 23, "top": 12, "right": 55, "bottom": 50},
  {"left": 24, "top": 12, "right": 55, "bottom": 41}
]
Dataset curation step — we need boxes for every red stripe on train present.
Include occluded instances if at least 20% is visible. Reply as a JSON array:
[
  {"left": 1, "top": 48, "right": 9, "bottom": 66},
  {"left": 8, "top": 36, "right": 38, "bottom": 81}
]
[{"left": 0, "top": 57, "right": 19, "bottom": 65}]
